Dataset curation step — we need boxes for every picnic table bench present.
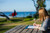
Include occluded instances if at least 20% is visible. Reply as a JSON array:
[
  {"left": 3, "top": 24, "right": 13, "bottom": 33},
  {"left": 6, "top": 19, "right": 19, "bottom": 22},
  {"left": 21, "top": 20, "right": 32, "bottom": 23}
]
[{"left": 5, "top": 25, "right": 43, "bottom": 33}]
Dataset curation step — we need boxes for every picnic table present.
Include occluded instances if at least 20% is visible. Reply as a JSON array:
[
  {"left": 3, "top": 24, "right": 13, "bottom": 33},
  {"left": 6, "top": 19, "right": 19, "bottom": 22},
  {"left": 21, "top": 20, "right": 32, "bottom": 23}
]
[{"left": 5, "top": 25, "right": 43, "bottom": 33}]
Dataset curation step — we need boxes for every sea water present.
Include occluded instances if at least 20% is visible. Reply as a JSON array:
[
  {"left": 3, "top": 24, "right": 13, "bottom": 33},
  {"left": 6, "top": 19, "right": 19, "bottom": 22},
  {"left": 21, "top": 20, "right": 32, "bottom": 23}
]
[{"left": 0, "top": 12, "right": 36, "bottom": 18}]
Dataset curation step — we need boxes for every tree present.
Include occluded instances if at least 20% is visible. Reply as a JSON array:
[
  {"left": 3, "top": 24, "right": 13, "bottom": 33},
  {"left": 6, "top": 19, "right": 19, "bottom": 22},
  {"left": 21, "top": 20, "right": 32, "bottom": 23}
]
[
  {"left": 32, "top": 0, "right": 46, "bottom": 18},
  {"left": 26, "top": 13, "right": 32, "bottom": 18},
  {"left": 33, "top": 13, "right": 39, "bottom": 19},
  {"left": 32, "top": 0, "right": 46, "bottom": 11},
  {"left": 0, "top": 12, "right": 10, "bottom": 21},
  {"left": 32, "top": 0, "right": 39, "bottom": 12},
  {"left": 47, "top": 9, "right": 50, "bottom": 15},
  {"left": 26, "top": 16, "right": 32, "bottom": 18},
  {"left": 37, "top": 0, "right": 46, "bottom": 8}
]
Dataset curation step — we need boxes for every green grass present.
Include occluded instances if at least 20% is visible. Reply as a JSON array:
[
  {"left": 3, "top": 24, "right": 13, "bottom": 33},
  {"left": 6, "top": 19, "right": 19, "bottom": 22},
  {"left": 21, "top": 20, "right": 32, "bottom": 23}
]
[
  {"left": 0, "top": 17, "right": 41, "bottom": 33},
  {"left": 0, "top": 18, "right": 34, "bottom": 33},
  {"left": 0, "top": 17, "right": 41, "bottom": 26},
  {"left": 23, "top": 18, "right": 33, "bottom": 21},
  {"left": 0, "top": 18, "right": 33, "bottom": 24},
  {"left": 0, "top": 26, "right": 15, "bottom": 33}
]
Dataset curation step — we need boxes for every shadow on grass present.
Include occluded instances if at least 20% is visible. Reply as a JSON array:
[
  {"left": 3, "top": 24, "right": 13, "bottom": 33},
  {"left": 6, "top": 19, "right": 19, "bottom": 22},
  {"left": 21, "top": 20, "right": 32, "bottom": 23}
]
[
  {"left": 0, "top": 20, "right": 7, "bottom": 22},
  {"left": 0, "top": 18, "right": 23, "bottom": 22},
  {"left": 0, "top": 19, "right": 23, "bottom": 26},
  {"left": 0, "top": 26, "right": 15, "bottom": 33},
  {"left": 0, "top": 28, "right": 9, "bottom": 31},
  {"left": 0, "top": 24, "right": 5, "bottom": 26},
  {"left": 10, "top": 19, "right": 22, "bottom": 22}
]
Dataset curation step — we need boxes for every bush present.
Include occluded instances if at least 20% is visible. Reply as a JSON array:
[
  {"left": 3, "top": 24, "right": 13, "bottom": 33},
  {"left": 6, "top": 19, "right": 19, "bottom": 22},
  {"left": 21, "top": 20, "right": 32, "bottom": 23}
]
[
  {"left": 26, "top": 16, "right": 32, "bottom": 18},
  {"left": 23, "top": 18, "right": 33, "bottom": 21},
  {"left": 33, "top": 13, "right": 39, "bottom": 19},
  {"left": 47, "top": 9, "right": 50, "bottom": 15}
]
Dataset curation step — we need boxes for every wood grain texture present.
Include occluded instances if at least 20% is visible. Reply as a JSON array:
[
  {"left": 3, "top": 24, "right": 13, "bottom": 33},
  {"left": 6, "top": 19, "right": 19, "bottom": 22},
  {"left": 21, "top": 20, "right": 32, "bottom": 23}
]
[{"left": 5, "top": 25, "right": 43, "bottom": 33}]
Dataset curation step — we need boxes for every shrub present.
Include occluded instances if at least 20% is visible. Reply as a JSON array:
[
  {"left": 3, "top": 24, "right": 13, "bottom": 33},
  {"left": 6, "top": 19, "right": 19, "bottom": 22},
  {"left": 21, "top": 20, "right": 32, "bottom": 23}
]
[
  {"left": 23, "top": 18, "right": 33, "bottom": 21},
  {"left": 26, "top": 16, "right": 32, "bottom": 18}
]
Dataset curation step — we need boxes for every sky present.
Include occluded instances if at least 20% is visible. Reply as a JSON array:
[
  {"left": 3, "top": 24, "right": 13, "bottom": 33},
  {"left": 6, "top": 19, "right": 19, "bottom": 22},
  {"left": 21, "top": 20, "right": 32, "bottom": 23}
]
[{"left": 0, "top": 0, "right": 50, "bottom": 12}]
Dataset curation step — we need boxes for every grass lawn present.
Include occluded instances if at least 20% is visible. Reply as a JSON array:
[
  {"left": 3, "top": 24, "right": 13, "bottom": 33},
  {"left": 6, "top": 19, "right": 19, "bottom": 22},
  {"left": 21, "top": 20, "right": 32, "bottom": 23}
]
[
  {"left": 0, "top": 26, "right": 15, "bottom": 33},
  {"left": 0, "top": 17, "right": 41, "bottom": 33},
  {"left": 0, "top": 18, "right": 34, "bottom": 25}
]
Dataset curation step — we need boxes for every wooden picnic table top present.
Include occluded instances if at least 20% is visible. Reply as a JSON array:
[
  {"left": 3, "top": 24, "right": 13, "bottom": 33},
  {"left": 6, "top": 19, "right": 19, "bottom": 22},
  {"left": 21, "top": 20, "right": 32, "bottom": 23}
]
[{"left": 5, "top": 25, "right": 50, "bottom": 33}]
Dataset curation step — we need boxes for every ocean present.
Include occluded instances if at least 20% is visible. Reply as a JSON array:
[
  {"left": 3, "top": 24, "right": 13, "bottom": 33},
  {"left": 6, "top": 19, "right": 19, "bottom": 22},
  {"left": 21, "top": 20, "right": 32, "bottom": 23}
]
[{"left": 0, "top": 12, "right": 36, "bottom": 18}]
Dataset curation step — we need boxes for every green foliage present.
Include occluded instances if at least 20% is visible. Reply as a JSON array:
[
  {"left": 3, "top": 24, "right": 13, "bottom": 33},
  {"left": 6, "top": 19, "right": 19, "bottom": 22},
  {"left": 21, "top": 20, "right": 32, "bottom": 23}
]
[
  {"left": 32, "top": 0, "right": 46, "bottom": 19},
  {"left": 23, "top": 18, "right": 33, "bottom": 21},
  {"left": 0, "top": 26, "right": 15, "bottom": 33},
  {"left": 33, "top": 13, "right": 39, "bottom": 19},
  {"left": 37, "top": 0, "right": 46, "bottom": 8},
  {"left": 26, "top": 13, "right": 33, "bottom": 18},
  {"left": 47, "top": 9, "right": 50, "bottom": 15},
  {"left": 32, "top": 0, "right": 46, "bottom": 11},
  {"left": 26, "top": 16, "right": 32, "bottom": 18}
]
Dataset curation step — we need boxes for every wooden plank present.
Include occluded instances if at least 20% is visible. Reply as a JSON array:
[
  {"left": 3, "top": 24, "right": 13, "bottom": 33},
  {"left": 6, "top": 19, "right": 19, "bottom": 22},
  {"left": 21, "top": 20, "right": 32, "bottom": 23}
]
[
  {"left": 38, "top": 30, "right": 42, "bottom": 33},
  {"left": 32, "top": 29, "right": 38, "bottom": 33},
  {"left": 26, "top": 29, "right": 33, "bottom": 33},
  {"left": 5, "top": 25, "right": 21, "bottom": 33},
  {"left": 21, "top": 29, "right": 29, "bottom": 33},
  {"left": 9, "top": 25, "right": 24, "bottom": 33},
  {"left": 5, "top": 25, "right": 44, "bottom": 33},
  {"left": 15, "top": 25, "right": 27, "bottom": 33}
]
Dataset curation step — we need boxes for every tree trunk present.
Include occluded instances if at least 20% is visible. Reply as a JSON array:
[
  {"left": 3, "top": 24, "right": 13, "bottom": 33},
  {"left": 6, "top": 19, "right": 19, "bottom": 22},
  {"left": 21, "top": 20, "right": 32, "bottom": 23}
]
[{"left": 0, "top": 12, "right": 10, "bottom": 21}]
